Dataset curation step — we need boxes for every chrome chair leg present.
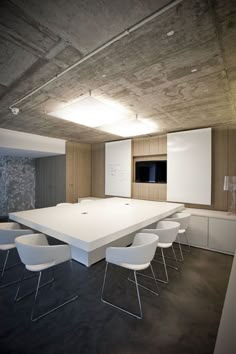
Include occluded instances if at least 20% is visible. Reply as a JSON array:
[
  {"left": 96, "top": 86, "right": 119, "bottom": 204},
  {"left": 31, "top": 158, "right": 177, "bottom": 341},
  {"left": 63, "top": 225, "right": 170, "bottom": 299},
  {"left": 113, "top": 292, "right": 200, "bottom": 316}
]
[
  {"left": 15, "top": 267, "right": 54, "bottom": 302},
  {"left": 160, "top": 248, "right": 168, "bottom": 283},
  {"left": 154, "top": 247, "right": 179, "bottom": 271},
  {"left": 101, "top": 262, "right": 108, "bottom": 301},
  {"left": 15, "top": 265, "right": 78, "bottom": 322},
  {"left": 0, "top": 250, "right": 23, "bottom": 289},
  {"left": 128, "top": 264, "right": 159, "bottom": 296},
  {"left": 101, "top": 262, "right": 143, "bottom": 319},
  {"left": 31, "top": 271, "right": 42, "bottom": 321},
  {"left": 0, "top": 261, "right": 22, "bottom": 272},
  {"left": 14, "top": 267, "right": 27, "bottom": 301},
  {"left": 177, "top": 235, "right": 184, "bottom": 261},
  {"left": 142, "top": 249, "right": 169, "bottom": 284},
  {"left": 134, "top": 271, "right": 143, "bottom": 319},
  {"left": 184, "top": 231, "right": 191, "bottom": 252},
  {"left": 171, "top": 246, "right": 179, "bottom": 270},
  {"left": 0, "top": 250, "right": 21, "bottom": 273},
  {"left": 1, "top": 250, "right": 9, "bottom": 278},
  {"left": 150, "top": 263, "right": 159, "bottom": 294}
]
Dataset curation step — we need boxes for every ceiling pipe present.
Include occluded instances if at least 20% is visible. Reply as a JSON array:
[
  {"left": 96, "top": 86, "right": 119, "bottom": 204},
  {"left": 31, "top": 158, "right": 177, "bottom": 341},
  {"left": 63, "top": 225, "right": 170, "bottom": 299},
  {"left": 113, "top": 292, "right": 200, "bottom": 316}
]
[{"left": 9, "top": 0, "right": 184, "bottom": 110}]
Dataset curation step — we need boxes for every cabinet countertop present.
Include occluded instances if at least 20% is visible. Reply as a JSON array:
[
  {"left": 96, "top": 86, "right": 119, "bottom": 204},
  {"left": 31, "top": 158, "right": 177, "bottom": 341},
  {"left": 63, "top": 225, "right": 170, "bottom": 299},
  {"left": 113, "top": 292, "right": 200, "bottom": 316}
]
[{"left": 185, "top": 208, "right": 236, "bottom": 221}]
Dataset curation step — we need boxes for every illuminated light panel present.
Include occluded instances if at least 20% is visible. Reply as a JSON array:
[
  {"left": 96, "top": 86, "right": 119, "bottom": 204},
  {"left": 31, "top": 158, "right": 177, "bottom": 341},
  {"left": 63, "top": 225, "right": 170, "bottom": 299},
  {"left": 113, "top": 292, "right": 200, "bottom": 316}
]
[
  {"left": 99, "top": 118, "right": 158, "bottom": 137},
  {"left": 48, "top": 96, "right": 127, "bottom": 128}
]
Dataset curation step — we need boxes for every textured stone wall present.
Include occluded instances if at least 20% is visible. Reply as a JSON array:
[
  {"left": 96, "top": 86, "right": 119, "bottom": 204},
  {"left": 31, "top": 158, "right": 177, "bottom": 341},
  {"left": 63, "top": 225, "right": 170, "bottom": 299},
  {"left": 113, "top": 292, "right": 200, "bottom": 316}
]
[{"left": 0, "top": 157, "right": 35, "bottom": 216}]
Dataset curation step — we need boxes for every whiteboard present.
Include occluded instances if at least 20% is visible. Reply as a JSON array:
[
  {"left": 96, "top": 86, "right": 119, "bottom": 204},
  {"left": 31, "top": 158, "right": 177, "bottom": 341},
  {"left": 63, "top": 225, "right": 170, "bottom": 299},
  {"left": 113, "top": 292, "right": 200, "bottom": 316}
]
[
  {"left": 105, "top": 140, "right": 132, "bottom": 197},
  {"left": 167, "top": 128, "right": 212, "bottom": 205}
]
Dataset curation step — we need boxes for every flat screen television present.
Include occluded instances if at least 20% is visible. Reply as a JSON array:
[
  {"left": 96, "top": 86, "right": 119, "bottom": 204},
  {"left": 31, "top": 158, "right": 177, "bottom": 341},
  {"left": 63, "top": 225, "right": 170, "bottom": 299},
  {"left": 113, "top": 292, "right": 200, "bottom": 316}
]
[{"left": 135, "top": 160, "right": 167, "bottom": 183}]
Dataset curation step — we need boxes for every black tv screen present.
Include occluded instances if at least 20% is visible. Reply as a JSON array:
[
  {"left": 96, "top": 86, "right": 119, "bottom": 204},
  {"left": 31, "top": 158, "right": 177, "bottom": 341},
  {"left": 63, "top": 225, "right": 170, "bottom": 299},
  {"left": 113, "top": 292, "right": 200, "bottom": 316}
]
[{"left": 135, "top": 160, "right": 167, "bottom": 183}]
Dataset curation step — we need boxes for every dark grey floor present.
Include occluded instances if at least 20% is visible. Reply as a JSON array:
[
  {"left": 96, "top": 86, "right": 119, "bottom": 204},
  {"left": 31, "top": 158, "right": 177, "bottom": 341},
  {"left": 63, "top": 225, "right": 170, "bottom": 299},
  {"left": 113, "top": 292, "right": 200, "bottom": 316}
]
[{"left": 0, "top": 245, "right": 233, "bottom": 354}]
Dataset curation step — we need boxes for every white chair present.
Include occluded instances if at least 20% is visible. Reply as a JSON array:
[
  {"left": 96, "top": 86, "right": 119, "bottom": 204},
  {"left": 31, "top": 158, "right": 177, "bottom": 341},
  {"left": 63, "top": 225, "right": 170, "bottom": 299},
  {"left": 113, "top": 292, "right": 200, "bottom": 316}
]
[
  {"left": 0, "top": 222, "right": 33, "bottom": 288},
  {"left": 56, "top": 203, "right": 73, "bottom": 207},
  {"left": 101, "top": 232, "right": 159, "bottom": 319},
  {"left": 165, "top": 212, "right": 191, "bottom": 261},
  {"left": 141, "top": 221, "right": 180, "bottom": 284},
  {"left": 15, "top": 233, "right": 78, "bottom": 322},
  {"left": 79, "top": 199, "right": 94, "bottom": 204}
]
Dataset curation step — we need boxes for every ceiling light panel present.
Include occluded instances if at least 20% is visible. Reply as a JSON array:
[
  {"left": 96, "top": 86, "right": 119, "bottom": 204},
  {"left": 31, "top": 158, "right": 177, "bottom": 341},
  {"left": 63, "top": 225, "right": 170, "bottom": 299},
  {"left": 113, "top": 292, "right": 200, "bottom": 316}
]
[
  {"left": 48, "top": 96, "right": 127, "bottom": 128},
  {"left": 99, "top": 119, "right": 158, "bottom": 137}
]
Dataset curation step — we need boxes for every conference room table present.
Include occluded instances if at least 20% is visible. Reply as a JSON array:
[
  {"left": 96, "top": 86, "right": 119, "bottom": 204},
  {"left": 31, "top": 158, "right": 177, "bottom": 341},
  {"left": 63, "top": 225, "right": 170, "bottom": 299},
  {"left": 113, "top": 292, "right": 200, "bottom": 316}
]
[{"left": 10, "top": 197, "right": 184, "bottom": 266}]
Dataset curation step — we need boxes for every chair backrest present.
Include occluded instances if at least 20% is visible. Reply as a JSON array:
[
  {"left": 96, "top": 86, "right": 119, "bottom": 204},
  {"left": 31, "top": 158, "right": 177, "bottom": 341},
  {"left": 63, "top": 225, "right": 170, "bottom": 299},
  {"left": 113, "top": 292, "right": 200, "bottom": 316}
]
[
  {"left": 0, "top": 222, "right": 21, "bottom": 230},
  {"left": 165, "top": 212, "right": 191, "bottom": 230},
  {"left": 15, "top": 234, "right": 49, "bottom": 265},
  {"left": 106, "top": 233, "right": 159, "bottom": 265},
  {"left": 142, "top": 220, "right": 180, "bottom": 243},
  {"left": 15, "top": 234, "right": 71, "bottom": 266},
  {"left": 56, "top": 203, "right": 73, "bottom": 207},
  {"left": 0, "top": 228, "right": 33, "bottom": 245}
]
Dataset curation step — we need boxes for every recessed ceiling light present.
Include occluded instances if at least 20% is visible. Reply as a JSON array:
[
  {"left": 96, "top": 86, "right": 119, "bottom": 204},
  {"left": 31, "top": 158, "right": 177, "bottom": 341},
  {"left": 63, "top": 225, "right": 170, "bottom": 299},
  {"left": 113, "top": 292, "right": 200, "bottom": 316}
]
[
  {"left": 48, "top": 96, "right": 128, "bottom": 128},
  {"left": 191, "top": 68, "right": 198, "bottom": 73},
  {"left": 167, "top": 30, "right": 175, "bottom": 36},
  {"left": 98, "top": 118, "right": 158, "bottom": 137}
]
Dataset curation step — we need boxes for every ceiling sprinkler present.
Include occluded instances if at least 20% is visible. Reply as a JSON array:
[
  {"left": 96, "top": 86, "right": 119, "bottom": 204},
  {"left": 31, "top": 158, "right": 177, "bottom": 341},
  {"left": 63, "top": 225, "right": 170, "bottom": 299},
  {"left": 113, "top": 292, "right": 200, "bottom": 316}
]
[{"left": 10, "top": 107, "right": 20, "bottom": 115}]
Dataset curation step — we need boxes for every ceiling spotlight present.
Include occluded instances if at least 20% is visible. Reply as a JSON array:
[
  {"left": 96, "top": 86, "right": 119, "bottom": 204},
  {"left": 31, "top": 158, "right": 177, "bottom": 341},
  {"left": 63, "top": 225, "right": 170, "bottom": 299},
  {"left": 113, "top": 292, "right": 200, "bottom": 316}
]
[
  {"left": 191, "top": 68, "right": 198, "bottom": 73},
  {"left": 167, "top": 30, "right": 175, "bottom": 37},
  {"left": 10, "top": 107, "right": 20, "bottom": 115}
]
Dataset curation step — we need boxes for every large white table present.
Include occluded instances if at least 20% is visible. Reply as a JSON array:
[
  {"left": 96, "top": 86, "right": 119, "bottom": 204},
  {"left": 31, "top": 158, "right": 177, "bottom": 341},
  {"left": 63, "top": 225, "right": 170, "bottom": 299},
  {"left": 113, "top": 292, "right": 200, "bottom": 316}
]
[{"left": 9, "top": 198, "right": 184, "bottom": 266}]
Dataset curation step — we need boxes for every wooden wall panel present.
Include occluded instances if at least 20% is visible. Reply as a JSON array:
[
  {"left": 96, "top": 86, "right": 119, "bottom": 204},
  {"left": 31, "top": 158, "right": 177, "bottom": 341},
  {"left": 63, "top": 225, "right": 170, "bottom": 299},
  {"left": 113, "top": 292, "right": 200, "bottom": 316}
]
[
  {"left": 158, "top": 135, "right": 167, "bottom": 154},
  {"left": 78, "top": 143, "right": 91, "bottom": 197},
  {"left": 213, "top": 127, "right": 228, "bottom": 210},
  {"left": 91, "top": 127, "right": 235, "bottom": 211},
  {"left": 149, "top": 136, "right": 159, "bottom": 155},
  {"left": 133, "top": 134, "right": 167, "bottom": 156},
  {"left": 66, "top": 141, "right": 74, "bottom": 203},
  {"left": 228, "top": 128, "right": 236, "bottom": 176},
  {"left": 66, "top": 141, "right": 91, "bottom": 202},
  {"left": 133, "top": 138, "right": 149, "bottom": 156},
  {"left": 132, "top": 135, "right": 167, "bottom": 201},
  {"left": 91, "top": 143, "right": 105, "bottom": 198},
  {"left": 132, "top": 183, "right": 167, "bottom": 201}
]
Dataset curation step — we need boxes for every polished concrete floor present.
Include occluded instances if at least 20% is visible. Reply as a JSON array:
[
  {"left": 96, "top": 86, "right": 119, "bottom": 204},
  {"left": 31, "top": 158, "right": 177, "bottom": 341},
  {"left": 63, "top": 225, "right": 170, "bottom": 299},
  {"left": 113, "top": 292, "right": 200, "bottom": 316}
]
[{"left": 0, "top": 245, "right": 233, "bottom": 354}]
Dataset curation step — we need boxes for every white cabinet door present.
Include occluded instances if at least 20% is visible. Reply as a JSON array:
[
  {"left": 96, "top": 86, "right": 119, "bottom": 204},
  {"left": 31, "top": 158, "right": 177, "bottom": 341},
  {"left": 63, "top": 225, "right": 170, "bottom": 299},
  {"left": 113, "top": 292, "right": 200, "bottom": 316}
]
[
  {"left": 209, "top": 218, "right": 236, "bottom": 254},
  {"left": 184, "top": 215, "right": 208, "bottom": 247}
]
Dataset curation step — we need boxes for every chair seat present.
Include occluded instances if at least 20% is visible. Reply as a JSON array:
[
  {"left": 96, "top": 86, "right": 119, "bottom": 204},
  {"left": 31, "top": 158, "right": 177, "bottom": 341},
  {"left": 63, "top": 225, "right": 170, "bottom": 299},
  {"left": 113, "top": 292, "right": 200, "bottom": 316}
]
[
  {"left": 0, "top": 243, "right": 15, "bottom": 251},
  {"left": 157, "top": 242, "right": 172, "bottom": 248},
  {"left": 26, "top": 261, "right": 56, "bottom": 272},
  {"left": 112, "top": 261, "right": 150, "bottom": 271}
]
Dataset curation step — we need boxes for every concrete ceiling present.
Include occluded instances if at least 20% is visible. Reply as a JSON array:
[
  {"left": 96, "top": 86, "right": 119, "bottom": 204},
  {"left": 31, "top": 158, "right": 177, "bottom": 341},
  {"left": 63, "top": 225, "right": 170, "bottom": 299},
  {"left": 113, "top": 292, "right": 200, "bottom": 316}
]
[{"left": 0, "top": 0, "right": 235, "bottom": 143}]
